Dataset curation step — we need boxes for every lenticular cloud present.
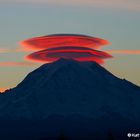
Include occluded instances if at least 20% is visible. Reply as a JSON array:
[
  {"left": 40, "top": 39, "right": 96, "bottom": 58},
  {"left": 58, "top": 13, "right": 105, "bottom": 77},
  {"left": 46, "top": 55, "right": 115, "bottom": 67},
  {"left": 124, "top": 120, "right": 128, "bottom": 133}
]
[{"left": 20, "top": 34, "right": 112, "bottom": 64}]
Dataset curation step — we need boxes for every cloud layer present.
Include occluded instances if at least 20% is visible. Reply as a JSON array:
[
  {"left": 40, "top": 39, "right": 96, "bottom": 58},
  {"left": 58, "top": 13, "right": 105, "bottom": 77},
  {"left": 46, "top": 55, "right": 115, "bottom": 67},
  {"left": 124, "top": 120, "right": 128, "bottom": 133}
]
[
  {"left": 1, "top": 0, "right": 140, "bottom": 11},
  {"left": 105, "top": 50, "right": 140, "bottom": 55},
  {"left": 0, "top": 48, "right": 10, "bottom": 53},
  {"left": 0, "top": 61, "right": 37, "bottom": 67}
]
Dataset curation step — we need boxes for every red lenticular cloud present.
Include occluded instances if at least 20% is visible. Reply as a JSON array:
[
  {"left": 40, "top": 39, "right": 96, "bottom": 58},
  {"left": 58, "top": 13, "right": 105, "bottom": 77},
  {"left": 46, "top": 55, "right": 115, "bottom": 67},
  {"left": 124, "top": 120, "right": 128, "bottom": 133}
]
[
  {"left": 27, "top": 46, "right": 112, "bottom": 64},
  {"left": 21, "top": 34, "right": 112, "bottom": 64},
  {"left": 20, "top": 34, "right": 109, "bottom": 51}
]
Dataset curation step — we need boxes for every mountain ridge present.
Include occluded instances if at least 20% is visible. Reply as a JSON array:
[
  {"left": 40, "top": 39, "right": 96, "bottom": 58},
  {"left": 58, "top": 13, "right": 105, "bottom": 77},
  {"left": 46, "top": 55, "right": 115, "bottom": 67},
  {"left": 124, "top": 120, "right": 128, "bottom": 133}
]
[{"left": 0, "top": 58, "right": 140, "bottom": 140}]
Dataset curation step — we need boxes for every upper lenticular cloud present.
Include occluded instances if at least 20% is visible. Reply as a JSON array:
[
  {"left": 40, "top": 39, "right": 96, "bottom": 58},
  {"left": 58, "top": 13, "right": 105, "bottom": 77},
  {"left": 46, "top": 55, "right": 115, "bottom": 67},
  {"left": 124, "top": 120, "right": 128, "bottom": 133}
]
[
  {"left": 21, "top": 34, "right": 112, "bottom": 64},
  {"left": 20, "top": 34, "right": 109, "bottom": 51}
]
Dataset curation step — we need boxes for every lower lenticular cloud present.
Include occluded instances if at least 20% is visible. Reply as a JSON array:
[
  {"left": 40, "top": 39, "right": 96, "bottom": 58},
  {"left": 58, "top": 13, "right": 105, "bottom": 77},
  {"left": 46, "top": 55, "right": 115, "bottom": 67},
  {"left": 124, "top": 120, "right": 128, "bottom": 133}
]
[
  {"left": 21, "top": 34, "right": 112, "bottom": 64},
  {"left": 27, "top": 46, "right": 112, "bottom": 64}
]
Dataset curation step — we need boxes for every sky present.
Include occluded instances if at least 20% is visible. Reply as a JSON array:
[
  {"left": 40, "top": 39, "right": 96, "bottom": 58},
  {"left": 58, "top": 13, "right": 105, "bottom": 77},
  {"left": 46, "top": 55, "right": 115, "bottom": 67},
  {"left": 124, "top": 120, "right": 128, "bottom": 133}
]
[{"left": 0, "top": 0, "right": 140, "bottom": 92}]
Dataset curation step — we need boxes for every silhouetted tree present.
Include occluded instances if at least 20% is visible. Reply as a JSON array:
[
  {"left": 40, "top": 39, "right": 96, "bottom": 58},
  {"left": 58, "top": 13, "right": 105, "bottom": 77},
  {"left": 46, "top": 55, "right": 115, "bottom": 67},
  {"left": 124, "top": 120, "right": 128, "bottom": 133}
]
[
  {"left": 106, "top": 132, "right": 115, "bottom": 140},
  {"left": 57, "top": 133, "right": 67, "bottom": 140}
]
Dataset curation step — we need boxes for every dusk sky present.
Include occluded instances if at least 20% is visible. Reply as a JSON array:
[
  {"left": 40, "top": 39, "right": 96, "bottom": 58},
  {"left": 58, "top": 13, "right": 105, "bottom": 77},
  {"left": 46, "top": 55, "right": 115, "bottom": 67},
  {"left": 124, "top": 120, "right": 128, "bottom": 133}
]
[{"left": 0, "top": 0, "right": 140, "bottom": 92}]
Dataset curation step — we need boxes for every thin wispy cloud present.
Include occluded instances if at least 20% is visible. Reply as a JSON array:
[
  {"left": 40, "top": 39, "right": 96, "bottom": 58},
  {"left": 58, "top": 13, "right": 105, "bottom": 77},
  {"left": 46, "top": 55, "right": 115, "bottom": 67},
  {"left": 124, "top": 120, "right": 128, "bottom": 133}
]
[
  {"left": 0, "top": 46, "right": 32, "bottom": 53},
  {"left": 1, "top": 0, "right": 140, "bottom": 11},
  {"left": 0, "top": 48, "right": 11, "bottom": 53},
  {"left": 105, "top": 50, "right": 140, "bottom": 55},
  {"left": 0, "top": 61, "right": 37, "bottom": 67},
  {"left": 1, "top": 46, "right": 140, "bottom": 55}
]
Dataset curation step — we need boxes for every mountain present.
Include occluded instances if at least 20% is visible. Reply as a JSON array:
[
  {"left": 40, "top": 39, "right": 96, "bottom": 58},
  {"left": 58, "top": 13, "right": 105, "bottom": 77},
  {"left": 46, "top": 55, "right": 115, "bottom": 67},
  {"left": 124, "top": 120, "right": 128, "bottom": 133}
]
[{"left": 0, "top": 58, "right": 140, "bottom": 140}]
